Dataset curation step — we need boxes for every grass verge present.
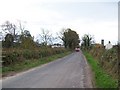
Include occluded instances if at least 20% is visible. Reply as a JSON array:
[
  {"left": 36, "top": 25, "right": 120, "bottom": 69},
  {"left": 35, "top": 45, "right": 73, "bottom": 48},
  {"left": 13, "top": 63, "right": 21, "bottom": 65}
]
[
  {"left": 2, "top": 51, "right": 72, "bottom": 77},
  {"left": 84, "top": 51, "right": 118, "bottom": 88}
]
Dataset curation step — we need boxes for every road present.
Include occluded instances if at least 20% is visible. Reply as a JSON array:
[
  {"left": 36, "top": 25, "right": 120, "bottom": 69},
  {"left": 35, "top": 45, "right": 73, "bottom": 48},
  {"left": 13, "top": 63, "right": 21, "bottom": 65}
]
[{"left": 2, "top": 51, "right": 92, "bottom": 88}]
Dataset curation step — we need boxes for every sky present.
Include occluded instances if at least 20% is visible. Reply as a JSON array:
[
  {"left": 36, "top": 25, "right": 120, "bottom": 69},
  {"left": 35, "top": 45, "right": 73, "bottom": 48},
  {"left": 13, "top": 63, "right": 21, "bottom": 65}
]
[{"left": 0, "top": 0, "right": 119, "bottom": 45}]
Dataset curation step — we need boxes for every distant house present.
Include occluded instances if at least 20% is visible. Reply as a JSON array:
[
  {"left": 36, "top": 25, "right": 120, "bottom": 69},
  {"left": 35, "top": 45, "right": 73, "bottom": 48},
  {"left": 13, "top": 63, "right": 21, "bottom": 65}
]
[{"left": 105, "top": 41, "right": 113, "bottom": 50}]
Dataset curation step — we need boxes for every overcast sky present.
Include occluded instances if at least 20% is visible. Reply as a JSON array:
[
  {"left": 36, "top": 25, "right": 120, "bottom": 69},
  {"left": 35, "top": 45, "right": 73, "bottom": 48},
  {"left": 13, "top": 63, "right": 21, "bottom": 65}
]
[{"left": 0, "top": 0, "right": 119, "bottom": 45}]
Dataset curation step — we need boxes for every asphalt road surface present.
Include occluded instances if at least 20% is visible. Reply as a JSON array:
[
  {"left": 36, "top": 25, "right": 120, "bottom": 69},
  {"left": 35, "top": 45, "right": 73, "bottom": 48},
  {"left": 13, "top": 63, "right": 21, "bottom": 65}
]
[{"left": 2, "top": 51, "right": 92, "bottom": 88}]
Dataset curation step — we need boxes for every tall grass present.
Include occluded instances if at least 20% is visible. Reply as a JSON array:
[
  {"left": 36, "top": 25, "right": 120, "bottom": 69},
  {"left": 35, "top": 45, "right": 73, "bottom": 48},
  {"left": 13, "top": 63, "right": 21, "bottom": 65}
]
[
  {"left": 89, "top": 46, "right": 118, "bottom": 79},
  {"left": 84, "top": 52, "right": 118, "bottom": 88}
]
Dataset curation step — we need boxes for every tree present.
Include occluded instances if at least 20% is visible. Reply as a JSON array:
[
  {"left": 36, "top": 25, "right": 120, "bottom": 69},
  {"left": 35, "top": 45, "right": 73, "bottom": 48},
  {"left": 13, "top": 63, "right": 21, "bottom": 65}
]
[
  {"left": 16, "top": 20, "right": 28, "bottom": 43},
  {"left": 1, "top": 21, "right": 16, "bottom": 34},
  {"left": 4, "top": 34, "right": 14, "bottom": 48},
  {"left": 20, "top": 36, "right": 35, "bottom": 49},
  {"left": 23, "top": 30, "right": 31, "bottom": 37},
  {"left": 20, "top": 30, "right": 32, "bottom": 42},
  {"left": 61, "top": 28, "right": 80, "bottom": 49},
  {"left": 17, "top": 21, "right": 35, "bottom": 49},
  {"left": 17, "top": 20, "right": 27, "bottom": 35},
  {"left": 81, "top": 34, "right": 94, "bottom": 50},
  {"left": 1, "top": 21, "right": 21, "bottom": 44},
  {"left": 39, "top": 29, "right": 53, "bottom": 46},
  {"left": 20, "top": 30, "right": 35, "bottom": 49},
  {"left": 1, "top": 21, "right": 17, "bottom": 38}
]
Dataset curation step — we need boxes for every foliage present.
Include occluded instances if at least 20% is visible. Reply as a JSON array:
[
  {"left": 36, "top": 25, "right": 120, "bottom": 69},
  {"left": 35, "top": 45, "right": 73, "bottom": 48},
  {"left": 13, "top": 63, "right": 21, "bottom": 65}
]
[
  {"left": 81, "top": 34, "right": 94, "bottom": 50},
  {"left": 1, "top": 21, "right": 19, "bottom": 44},
  {"left": 2, "top": 47, "right": 67, "bottom": 66},
  {"left": 38, "top": 29, "right": 53, "bottom": 46},
  {"left": 20, "top": 36, "right": 35, "bottom": 49},
  {"left": 2, "top": 51, "right": 71, "bottom": 77},
  {"left": 84, "top": 52, "right": 118, "bottom": 88},
  {"left": 1, "top": 21, "right": 16, "bottom": 35},
  {"left": 22, "top": 30, "right": 31, "bottom": 37},
  {"left": 86, "top": 45, "right": 118, "bottom": 79},
  {"left": 4, "top": 34, "right": 14, "bottom": 48},
  {"left": 1, "top": 21, "right": 35, "bottom": 48},
  {"left": 13, "top": 29, "right": 35, "bottom": 49},
  {"left": 61, "top": 28, "right": 80, "bottom": 49}
]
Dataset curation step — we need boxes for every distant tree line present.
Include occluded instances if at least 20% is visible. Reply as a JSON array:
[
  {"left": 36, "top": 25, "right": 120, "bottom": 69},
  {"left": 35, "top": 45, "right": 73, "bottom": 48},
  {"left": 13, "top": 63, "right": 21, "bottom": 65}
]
[
  {"left": 1, "top": 21, "right": 35, "bottom": 49},
  {"left": 1, "top": 21, "right": 81, "bottom": 50}
]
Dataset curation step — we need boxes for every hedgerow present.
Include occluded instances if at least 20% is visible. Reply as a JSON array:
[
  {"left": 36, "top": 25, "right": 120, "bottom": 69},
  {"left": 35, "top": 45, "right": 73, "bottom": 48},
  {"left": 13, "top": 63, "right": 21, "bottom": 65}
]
[
  {"left": 86, "top": 45, "right": 118, "bottom": 79},
  {"left": 2, "top": 47, "right": 67, "bottom": 66}
]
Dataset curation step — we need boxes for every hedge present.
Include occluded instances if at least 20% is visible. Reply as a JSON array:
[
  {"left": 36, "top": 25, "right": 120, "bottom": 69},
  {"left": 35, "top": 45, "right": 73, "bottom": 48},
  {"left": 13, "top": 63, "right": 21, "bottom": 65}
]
[{"left": 2, "top": 47, "right": 67, "bottom": 66}]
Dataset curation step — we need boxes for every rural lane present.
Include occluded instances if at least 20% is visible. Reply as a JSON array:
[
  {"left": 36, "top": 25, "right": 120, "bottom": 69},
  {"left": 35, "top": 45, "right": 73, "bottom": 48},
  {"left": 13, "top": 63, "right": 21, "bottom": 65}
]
[{"left": 2, "top": 51, "right": 93, "bottom": 88}]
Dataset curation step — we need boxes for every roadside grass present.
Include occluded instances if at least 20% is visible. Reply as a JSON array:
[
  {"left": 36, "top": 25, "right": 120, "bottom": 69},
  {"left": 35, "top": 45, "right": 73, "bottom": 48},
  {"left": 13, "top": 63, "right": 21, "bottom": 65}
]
[
  {"left": 84, "top": 51, "right": 118, "bottom": 88},
  {"left": 2, "top": 51, "right": 72, "bottom": 77}
]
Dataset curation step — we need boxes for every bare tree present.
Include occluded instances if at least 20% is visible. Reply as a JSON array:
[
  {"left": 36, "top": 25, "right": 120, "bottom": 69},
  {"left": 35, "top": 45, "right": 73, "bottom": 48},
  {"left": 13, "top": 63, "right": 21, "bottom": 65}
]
[
  {"left": 1, "top": 21, "right": 16, "bottom": 36},
  {"left": 57, "top": 28, "right": 66, "bottom": 40},
  {"left": 39, "top": 29, "right": 53, "bottom": 46},
  {"left": 55, "top": 28, "right": 66, "bottom": 45},
  {"left": 16, "top": 20, "right": 29, "bottom": 43},
  {"left": 0, "top": 21, "right": 19, "bottom": 43},
  {"left": 17, "top": 20, "right": 27, "bottom": 35}
]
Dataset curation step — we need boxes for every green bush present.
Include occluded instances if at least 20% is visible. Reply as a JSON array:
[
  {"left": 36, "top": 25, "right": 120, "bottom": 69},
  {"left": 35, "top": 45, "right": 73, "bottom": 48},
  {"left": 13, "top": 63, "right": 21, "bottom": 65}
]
[
  {"left": 2, "top": 50, "right": 21, "bottom": 66},
  {"left": 2, "top": 47, "right": 67, "bottom": 66}
]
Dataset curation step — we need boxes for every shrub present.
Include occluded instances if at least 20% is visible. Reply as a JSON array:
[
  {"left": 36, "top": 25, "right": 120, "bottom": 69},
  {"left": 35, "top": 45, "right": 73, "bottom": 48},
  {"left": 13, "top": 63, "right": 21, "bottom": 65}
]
[{"left": 2, "top": 47, "right": 67, "bottom": 66}]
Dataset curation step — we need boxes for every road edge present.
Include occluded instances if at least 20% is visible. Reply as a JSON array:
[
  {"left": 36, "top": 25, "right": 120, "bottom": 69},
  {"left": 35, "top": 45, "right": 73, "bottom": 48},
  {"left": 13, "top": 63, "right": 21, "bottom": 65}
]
[
  {"left": 81, "top": 51, "right": 95, "bottom": 88},
  {"left": 1, "top": 52, "right": 74, "bottom": 81}
]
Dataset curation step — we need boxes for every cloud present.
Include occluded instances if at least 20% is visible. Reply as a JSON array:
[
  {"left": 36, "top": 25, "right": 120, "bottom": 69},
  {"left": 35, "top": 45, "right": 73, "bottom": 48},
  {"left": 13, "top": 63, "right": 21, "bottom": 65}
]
[{"left": 0, "top": 0, "right": 118, "bottom": 45}]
